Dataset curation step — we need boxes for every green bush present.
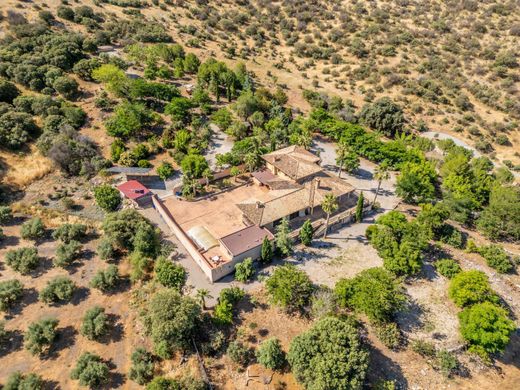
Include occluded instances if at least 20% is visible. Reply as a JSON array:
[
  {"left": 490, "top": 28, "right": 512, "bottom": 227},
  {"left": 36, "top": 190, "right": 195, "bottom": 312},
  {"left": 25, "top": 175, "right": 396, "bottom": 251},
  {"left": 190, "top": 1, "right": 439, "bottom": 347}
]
[
  {"left": 359, "top": 97, "right": 404, "bottom": 137},
  {"left": 234, "top": 257, "right": 255, "bottom": 283},
  {"left": 156, "top": 162, "right": 174, "bottom": 180},
  {"left": 5, "top": 247, "right": 39, "bottom": 274},
  {"left": 20, "top": 217, "right": 45, "bottom": 241},
  {"left": 434, "top": 259, "right": 461, "bottom": 279},
  {"left": 90, "top": 265, "right": 120, "bottom": 292},
  {"left": 129, "top": 347, "right": 154, "bottom": 385},
  {"left": 260, "top": 236, "right": 273, "bottom": 263},
  {"left": 70, "top": 352, "right": 110, "bottom": 388},
  {"left": 145, "top": 375, "right": 205, "bottom": 390},
  {"left": 335, "top": 267, "right": 405, "bottom": 323},
  {"left": 53, "top": 240, "right": 82, "bottom": 268},
  {"left": 154, "top": 257, "right": 186, "bottom": 290},
  {"left": 39, "top": 276, "right": 76, "bottom": 304},
  {"left": 25, "top": 317, "right": 58, "bottom": 356},
  {"left": 226, "top": 340, "right": 250, "bottom": 366},
  {"left": 52, "top": 223, "right": 87, "bottom": 243},
  {"left": 478, "top": 245, "right": 513, "bottom": 273},
  {"left": 288, "top": 316, "right": 369, "bottom": 390},
  {"left": 266, "top": 264, "right": 313, "bottom": 313},
  {"left": 255, "top": 338, "right": 285, "bottom": 370},
  {"left": 0, "top": 206, "right": 12, "bottom": 224},
  {"left": 0, "top": 80, "right": 20, "bottom": 104},
  {"left": 94, "top": 184, "right": 121, "bottom": 212},
  {"left": 0, "top": 279, "right": 23, "bottom": 312},
  {"left": 81, "top": 306, "right": 110, "bottom": 341},
  {"left": 459, "top": 301, "right": 515, "bottom": 356},
  {"left": 146, "top": 289, "right": 201, "bottom": 359},
  {"left": 4, "top": 372, "right": 44, "bottom": 390},
  {"left": 375, "top": 322, "right": 402, "bottom": 350},
  {"left": 448, "top": 270, "right": 498, "bottom": 307},
  {"left": 97, "top": 238, "right": 116, "bottom": 261}
]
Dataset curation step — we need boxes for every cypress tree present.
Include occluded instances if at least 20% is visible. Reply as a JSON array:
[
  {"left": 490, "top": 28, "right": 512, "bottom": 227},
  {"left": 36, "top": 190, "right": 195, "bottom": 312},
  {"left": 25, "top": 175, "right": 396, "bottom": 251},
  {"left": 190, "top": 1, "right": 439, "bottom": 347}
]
[
  {"left": 355, "top": 191, "right": 364, "bottom": 223},
  {"left": 261, "top": 236, "right": 273, "bottom": 263},
  {"left": 299, "top": 219, "right": 313, "bottom": 246}
]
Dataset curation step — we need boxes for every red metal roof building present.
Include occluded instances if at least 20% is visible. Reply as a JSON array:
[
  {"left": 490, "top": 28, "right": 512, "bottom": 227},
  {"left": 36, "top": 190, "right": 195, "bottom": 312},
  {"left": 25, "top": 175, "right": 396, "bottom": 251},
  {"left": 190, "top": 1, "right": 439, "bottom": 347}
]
[{"left": 116, "top": 180, "right": 153, "bottom": 206}]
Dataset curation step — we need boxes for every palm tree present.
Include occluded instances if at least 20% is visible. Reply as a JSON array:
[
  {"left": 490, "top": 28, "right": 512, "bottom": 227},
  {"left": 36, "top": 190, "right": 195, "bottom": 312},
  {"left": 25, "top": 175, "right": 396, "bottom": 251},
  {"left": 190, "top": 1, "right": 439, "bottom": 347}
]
[
  {"left": 336, "top": 142, "right": 349, "bottom": 178},
  {"left": 244, "top": 152, "right": 259, "bottom": 172},
  {"left": 373, "top": 163, "right": 390, "bottom": 208},
  {"left": 196, "top": 289, "right": 212, "bottom": 310},
  {"left": 202, "top": 168, "right": 213, "bottom": 190},
  {"left": 321, "top": 193, "right": 339, "bottom": 239}
]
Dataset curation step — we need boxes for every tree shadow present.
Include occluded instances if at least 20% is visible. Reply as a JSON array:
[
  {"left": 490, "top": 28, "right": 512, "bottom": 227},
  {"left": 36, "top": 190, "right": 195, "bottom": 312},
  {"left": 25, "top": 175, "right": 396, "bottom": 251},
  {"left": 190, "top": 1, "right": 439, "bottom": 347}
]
[
  {"left": 43, "top": 380, "right": 60, "bottom": 390},
  {"left": 496, "top": 330, "right": 520, "bottom": 369},
  {"left": 103, "top": 360, "right": 126, "bottom": 389},
  {"left": 0, "top": 329, "right": 24, "bottom": 357},
  {"left": 100, "top": 314, "right": 124, "bottom": 344},
  {"left": 366, "top": 343, "right": 409, "bottom": 389},
  {"left": 8, "top": 287, "right": 39, "bottom": 317},
  {"left": 395, "top": 298, "right": 426, "bottom": 334},
  {"left": 0, "top": 234, "right": 19, "bottom": 248},
  {"left": 71, "top": 286, "right": 91, "bottom": 306},
  {"left": 32, "top": 256, "right": 54, "bottom": 277},
  {"left": 47, "top": 325, "right": 77, "bottom": 360}
]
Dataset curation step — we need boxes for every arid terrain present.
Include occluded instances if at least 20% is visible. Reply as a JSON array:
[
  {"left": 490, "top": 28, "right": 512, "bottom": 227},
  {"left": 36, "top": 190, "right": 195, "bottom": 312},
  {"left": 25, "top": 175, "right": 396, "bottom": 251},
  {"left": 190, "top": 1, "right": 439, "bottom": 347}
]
[{"left": 0, "top": 0, "right": 519, "bottom": 389}]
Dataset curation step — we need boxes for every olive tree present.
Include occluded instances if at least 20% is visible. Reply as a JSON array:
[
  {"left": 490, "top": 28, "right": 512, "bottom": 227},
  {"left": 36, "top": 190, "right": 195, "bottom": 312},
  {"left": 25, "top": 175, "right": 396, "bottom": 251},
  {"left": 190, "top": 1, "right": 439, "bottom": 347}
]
[
  {"left": 25, "top": 317, "right": 59, "bottom": 356},
  {"left": 70, "top": 352, "right": 110, "bottom": 388},
  {"left": 266, "top": 264, "right": 313, "bottom": 312},
  {"left": 81, "top": 306, "right": 110, "bottom": 341},
  {"left": 288, "top": 317, "right": 369, "bottom": 390}
]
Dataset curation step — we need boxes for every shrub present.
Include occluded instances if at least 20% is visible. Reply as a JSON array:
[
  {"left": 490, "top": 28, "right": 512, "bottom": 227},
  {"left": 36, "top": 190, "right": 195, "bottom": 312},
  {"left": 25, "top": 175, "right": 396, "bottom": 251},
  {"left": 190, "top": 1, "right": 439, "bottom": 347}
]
[
  {"left": 4, "top": 372, "right": 44, "bottom": 390},
  {"left": 20, "top": 217, "right": 45, "bottom": 241},
  {"left": 81, "top": 306, "right": 110, "bottom": 341},
  {"left": 359, "top": 97, "right": 404, "bottom": 137},
  {"left": 434, "top": 259, "right": 461, "bottom": 279},
  {"left": 53, "top": 76, "right": 79, "bottom": 100},
  {"left": 0, "top": 111, "right": 39, "bottom": 150},
  {"left": 478, "top": 245, "right": 513, "bottom": 274},
  {"left": 459, "top": 301, "right": 515, "bottom": 356},
  {"left": 25, "top": 317, "right": 58, "bottom": 356},
  {"left": 57, "top": 6, "right": 75, "bottom": 21},
  {"left": 129, "top": 347, "right": 154, "bottom": 385},
  {"left": 94, "top": 185, "right": 121, "bottom": 212},
  {"left": 90, "top": 265, "right": 120, "bottom": 292},
  {"left": 436, "top": 349, "right": 459, "bottom": 378},
  {"left": 0, "top": 80, "right": 20, "bottom": 104},
  {"left": 154, "top": 257, "right": 186, "bottom": 290},
  {"left": 97, "top": 238, "right": 116, "bottom": 261},
  {"left": 226, "top": 340, "right": 250, "bottom": 366},
  {"left": 39, "top": 276, "right": 76, "bottom": 304},
  {"left": 147, "top": 289, "right": 201, "bottom": 359},
  {"left": 5, "top": 248, "right": 39, "bottom": 274},
  {"left": 53, "top": 240, "right": 82, "bottom": 268},
  {"left": 234, "top": 258, "right": 255, "bottom": 283},
  {"left": 146, "top": 376, "right": 205, "bottom": 390},
  {"left": 288, "top": 317, "right": 369, "bottom": 390},
  {"left": 334, "top": 267, "right": 405, "bottom": 323},
  {"left": 156, "top": 162, "right": 174, "bottom": 180},
  {"left": 52, "top": 223, "right": 87, "bottom": 243},
  {"left": 266, "top": 264, "right": 313, "bottom": 312},
  {"left": 255, "top": 338, "right": 285, "bottom": 370},
  {"left": 448, "top": 270, "right": 498, "bottom": 308},
  {"left": 375, "top": 322, "right": 402, "bottom": 350},
  {"left": 0, "top": 206, "right": 12, "bottom": 224},
  {"left": 477, "top": 185, "right": 520, "bottom": 242},
  {"left": 0, "top": 279, "right": 23, "bottom": 311},
  {"left": 70, "top": 352, "right": 110, "bottom": 388}
]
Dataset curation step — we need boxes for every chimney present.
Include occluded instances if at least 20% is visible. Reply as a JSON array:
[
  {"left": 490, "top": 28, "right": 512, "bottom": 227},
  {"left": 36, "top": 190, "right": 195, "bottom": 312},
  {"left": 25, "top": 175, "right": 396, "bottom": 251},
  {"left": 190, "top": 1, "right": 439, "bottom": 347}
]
[
  {"left": 255, "top": 201, "right": 262, "bottom": 209},
  {"left": 315, "top": 178, "right": 321, "bottom": 189}
]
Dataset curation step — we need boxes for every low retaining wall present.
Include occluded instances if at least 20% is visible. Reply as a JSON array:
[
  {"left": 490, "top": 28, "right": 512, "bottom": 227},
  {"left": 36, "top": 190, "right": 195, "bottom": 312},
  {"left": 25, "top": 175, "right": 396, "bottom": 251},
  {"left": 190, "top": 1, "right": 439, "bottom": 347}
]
[{"left": 151, "top": 195, "right": 217, "bottom": 282}]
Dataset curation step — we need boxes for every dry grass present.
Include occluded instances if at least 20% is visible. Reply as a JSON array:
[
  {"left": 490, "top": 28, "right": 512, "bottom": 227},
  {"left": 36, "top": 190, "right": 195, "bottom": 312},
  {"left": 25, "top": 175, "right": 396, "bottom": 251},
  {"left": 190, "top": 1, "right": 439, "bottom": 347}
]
[{"left": 0, "top": 147, "right": 53, "bottom": 189}]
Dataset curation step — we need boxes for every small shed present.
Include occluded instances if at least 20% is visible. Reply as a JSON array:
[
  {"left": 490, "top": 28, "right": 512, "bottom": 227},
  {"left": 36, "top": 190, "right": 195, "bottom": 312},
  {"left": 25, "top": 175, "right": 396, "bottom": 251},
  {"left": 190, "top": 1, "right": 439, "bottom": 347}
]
[{"left": 116, "top": 180, "right": 153, "bottom": 207}]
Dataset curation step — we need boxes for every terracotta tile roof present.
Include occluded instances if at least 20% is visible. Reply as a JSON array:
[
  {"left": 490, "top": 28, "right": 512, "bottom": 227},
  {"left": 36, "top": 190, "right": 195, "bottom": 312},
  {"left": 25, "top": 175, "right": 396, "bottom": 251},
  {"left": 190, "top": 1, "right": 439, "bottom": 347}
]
[
  {"left": 116, "top": 180, "right": 151, "bottom": 200},
  {"left": 220, "top": 225, "right": 274, "bottom": 256},
  {"left": 237, "top": 172, "right": 355, "bottom": 226},
  {"left": 262, "top": 146, "right": 322, "bottom": 180}
]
